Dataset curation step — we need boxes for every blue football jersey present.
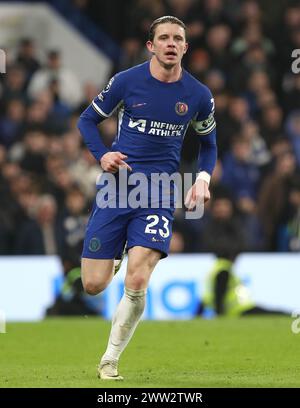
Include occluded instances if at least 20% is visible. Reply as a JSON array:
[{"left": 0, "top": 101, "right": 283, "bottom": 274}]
[{"left": 91, "top": 61, "right": 216, "bottom": 176}]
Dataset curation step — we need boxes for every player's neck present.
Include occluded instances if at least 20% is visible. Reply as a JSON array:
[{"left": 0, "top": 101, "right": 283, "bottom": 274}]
[{"left": 149, "top": 58, "right": 182, "bottom": 83}]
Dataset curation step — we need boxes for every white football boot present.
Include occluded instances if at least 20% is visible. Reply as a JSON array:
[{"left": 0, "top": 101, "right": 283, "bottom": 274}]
[{"left": 97, "top": 360, "right": 123, "bottom": 380}]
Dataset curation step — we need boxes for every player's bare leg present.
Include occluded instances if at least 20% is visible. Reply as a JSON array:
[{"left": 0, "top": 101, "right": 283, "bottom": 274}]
[
  {"left": 81, "top": 258, "right": 114, "bottom": 295},
  {"left": 98, "top": 246, "right": 161, "bottom": 380}
]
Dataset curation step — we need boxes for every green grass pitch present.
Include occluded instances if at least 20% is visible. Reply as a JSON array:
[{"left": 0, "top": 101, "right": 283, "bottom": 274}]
[{"left": 1, "top": 316, "right": 299, "bottom": 388}]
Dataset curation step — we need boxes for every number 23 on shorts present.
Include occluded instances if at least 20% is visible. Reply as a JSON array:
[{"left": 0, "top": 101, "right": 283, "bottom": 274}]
[{"left": 144, "top": 215, "right": 170, "bottom": 238}]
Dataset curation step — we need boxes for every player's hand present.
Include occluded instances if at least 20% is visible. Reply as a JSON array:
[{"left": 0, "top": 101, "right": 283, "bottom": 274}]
[
  {"left": 100, "top": 152, "right": 132, "bottom": 173},
  {"left": 184, "top": 178, "right": 210, "bottom": 211}
]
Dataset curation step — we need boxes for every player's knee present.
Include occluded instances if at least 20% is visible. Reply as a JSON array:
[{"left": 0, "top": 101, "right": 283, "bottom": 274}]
[
  {"left": 83, "top": 280, "right": 107, "bottom": 295},
  {"left": 126, "top": 272, "right": 148, "bottom": 290},
  {"left": 129, "top": 256, "right": 157, "bottom": 274}
]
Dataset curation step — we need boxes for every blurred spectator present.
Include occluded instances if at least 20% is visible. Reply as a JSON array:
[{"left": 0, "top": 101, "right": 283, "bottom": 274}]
[
  {"left": 15, "top": 194, "right": 64, "bottom": 255},
  {"left": 62, "top": 130, "right": 82, "bottom": 164},
  {"left": 285, "top": 110, "right": 300, "bottom": 167},
  {"left": 241, "top": 121, "right": 271, "bottom": 168},
  {"left": 19, "top": 128, "right": 48, "bottom": 175},
  {"left": 230, "top": 45, "right": 272, "bottom": 93},
  {"left": 0, "top": 98, "right": 26, "bottom": 147},
  {"left": 237, "top": 0, "right": 263, "bottom": 29},
  {"left": 204, "top": 69, "right": 226, "bottom": 95},
  {"left": 259, "top": 103, "right": 284, "bottom": 148},
  {"left": 69, "top": 148, "right": 100, "bottom": 200},
  {"left": 244, "top": 70, "right": 272, "bottom": 117},
  {"left": 206, "top": 24, "right": 232, "bottom": 72},
  {"left": 278, "top": 3, "right": 300, "bottom": 75},
  {"left": 15, "top": 38, "right": 41, "bottom": 85},
  {"left": 221, "top": 136, "right": 260, "bottom": 202},
  {"left": 256, "top": 88, "right": 277, "bottom": 111},
  {"left": 199, "top": 187, "right": 248, "bottom": 255},
  {"left": 227, "top": 96, "right": 249, "bottom": 133},
  {"left": 46, "top": 165, "right": 75, "bottom": 207},
  {"left": 258, "top": 149, "right": 298, "bottom": 250},
  {"left": 115, "top": 37, "right": 148, "bottom": 72},
  {"left": 202, "top": 0, "right": 232, "bottom": 27},
  {"left": 28, "top": 50, "right": 83, "bottom": 108},
  {"left": 62, "top": 186, "right": 88, "bottom": 263},
  {"left": 210, "top": 159, "right": 223, "bottom": 188},
  {"left": 170, "top": 215, "right": 199, "bottom": 253},
  {"left": 126, "top": 0, "right": 167, "bottom": 41},
  {"left": 282, "top": 74, "right": 300, "bottom": 115},
  {"left": 79, "top": 81, "right": 100, "bottom": 110},
  {"left": 231, "top": 22, "right": 275, "bottom": 58},
  {"left": 277, "top": 175, "right": 300, "bottom": 252},
  {"left": 0, "top": 64, "right": 27, "bottom": 110},
  {"left": 187, "top": 49, "right": 211, "bottom": 82}
]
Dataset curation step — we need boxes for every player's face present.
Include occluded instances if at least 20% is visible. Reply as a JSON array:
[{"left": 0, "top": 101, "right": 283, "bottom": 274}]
[{"left": 147, "top": 23, "right": 188, "bottom": 68}]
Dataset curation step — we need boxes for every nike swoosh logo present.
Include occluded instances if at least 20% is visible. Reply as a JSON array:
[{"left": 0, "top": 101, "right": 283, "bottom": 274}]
[{"left": 132, "top": 103, "right": 147, "bottom": 108}]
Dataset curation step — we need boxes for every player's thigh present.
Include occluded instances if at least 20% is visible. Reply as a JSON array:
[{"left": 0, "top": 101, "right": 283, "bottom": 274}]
[
  {"left": 125, "top": 209, "right": 174, "bottom": 289},
  {"left": 125, "top": 246, "right": 161, "bottom": 290},
  {"left": 81, "top": 203, "right": 128, "bottom": 293}
]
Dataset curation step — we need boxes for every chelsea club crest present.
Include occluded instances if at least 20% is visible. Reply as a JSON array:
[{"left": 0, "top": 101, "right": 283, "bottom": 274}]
[
  {"left": 175, "top": 102, "right": 188, "bottom": 115},
  {"left": 89, "top": 237, "right": 101, "bottom": 252}
]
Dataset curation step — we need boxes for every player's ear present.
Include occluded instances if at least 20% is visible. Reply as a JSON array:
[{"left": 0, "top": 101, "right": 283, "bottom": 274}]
[
  {"left": 146, "top": 40, "right": 154, "bottom": 54},
  {"left": 183, "top": 42, "right": 189, "bottom": 55}
]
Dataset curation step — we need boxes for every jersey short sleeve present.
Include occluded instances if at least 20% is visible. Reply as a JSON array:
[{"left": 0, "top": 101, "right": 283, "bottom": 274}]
[
  {"left": 92, "top": 73, "right": 125, "bottom": 118},
  {"left": 191, "top": 86, "right": 216, "bottom": 136}
]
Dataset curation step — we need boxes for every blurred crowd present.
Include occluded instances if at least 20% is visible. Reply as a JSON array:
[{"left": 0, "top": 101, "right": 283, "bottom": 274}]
[{"left": 1, "top": 0, "right": 300, "bottom": 266}]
